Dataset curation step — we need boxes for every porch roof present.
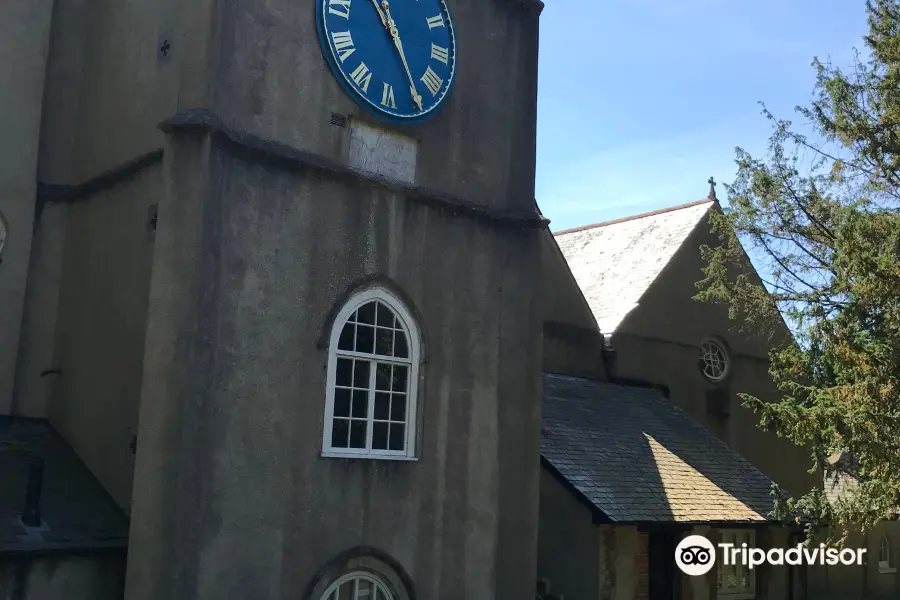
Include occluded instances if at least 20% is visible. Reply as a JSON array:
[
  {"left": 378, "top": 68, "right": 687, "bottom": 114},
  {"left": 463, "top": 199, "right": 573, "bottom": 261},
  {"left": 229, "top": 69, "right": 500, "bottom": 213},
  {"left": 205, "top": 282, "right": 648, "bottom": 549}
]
[
  {"left": 0, "top": 417, "right": 129, "bottom": 555},
  {"left": 541, "top": 373, "right": 778, "bottom": 524}
]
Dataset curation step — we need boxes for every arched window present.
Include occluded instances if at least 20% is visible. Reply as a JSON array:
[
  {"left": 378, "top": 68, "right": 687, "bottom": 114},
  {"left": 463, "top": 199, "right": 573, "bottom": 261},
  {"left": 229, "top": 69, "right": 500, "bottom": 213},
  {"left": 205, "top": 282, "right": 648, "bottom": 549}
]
[
  {"left": 879, "top": 535, "right": 895, "bottom": 573},
  {"left": 319, "top": 571, "right": 395, "bottom": 600},
  {"left": 323, "top": 287, "right": 420, "bottom": 459}
]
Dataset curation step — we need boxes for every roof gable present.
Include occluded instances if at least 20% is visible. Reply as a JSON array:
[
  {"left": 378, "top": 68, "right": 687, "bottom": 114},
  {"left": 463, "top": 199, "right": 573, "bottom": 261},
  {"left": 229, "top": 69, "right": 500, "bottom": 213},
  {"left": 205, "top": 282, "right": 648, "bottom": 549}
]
[
  {"left": 554, "top": 200, "right": 714, "bottom": 334},
  {"left": 541, "top": 373, "right": 777, "bottom": 523}
]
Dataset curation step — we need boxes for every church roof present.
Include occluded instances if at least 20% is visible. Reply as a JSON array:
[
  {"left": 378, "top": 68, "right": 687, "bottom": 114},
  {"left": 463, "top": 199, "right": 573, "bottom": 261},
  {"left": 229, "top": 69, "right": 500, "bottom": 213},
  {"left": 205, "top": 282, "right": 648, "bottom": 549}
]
[
  {"left": 0, "top": 417, "right": 129, "bottom": 554},
  {"left": 553, "top": 199, "right": 715, "bottom": 334},
  {"left": 541, "top": 373, "right": 777, "bottom": 524}
]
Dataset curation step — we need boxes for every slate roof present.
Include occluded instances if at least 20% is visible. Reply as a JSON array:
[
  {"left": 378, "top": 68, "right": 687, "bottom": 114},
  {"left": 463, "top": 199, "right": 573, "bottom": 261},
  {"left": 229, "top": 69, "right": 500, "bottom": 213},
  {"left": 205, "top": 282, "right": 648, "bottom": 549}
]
[
  {"left": 0, "top": 417, "right": 129, "bottom": 554},
  {"left": 541, "top": 373, "right": 778, "bottom": 523},
  {"left": 554, "top": 199, "right": 714, "bottom": 334}
]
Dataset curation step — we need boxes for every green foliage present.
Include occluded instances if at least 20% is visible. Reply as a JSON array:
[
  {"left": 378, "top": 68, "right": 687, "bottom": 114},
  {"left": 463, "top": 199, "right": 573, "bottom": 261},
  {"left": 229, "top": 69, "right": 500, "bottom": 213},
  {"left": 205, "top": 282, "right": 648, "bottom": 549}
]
[{"left": 695, "top": 0, "right": 900, "bottom": 537}]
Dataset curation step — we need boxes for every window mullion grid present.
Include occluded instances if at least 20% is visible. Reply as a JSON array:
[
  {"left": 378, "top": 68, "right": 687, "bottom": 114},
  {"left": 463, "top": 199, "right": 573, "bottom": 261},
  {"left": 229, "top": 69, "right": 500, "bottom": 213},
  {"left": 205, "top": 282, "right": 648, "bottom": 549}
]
[{"left": 367, "top": 358, "right": 377, "bottom": 452}]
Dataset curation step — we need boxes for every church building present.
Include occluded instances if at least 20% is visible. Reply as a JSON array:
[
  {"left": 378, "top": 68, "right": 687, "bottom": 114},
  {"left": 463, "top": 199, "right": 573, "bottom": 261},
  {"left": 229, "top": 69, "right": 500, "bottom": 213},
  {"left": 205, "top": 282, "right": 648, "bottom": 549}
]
[{"left": 1, "top": 1, "right": 882, "bottom": 600}]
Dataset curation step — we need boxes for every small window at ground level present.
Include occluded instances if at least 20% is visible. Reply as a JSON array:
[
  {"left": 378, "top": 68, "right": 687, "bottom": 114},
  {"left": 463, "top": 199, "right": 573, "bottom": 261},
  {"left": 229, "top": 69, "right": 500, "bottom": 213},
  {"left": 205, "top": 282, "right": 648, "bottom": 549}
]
[
  {"left": 320, "top": 572, "right": 395, "bottom": 600},
  {"left": 879, "top": 535, "right": 895, "bottom": 573},
  {"left": 718, "top": 530, "right": 756, "bottom": 599},
  {"left": 700, "top": 339, "right": 729, "bottom": 383}
]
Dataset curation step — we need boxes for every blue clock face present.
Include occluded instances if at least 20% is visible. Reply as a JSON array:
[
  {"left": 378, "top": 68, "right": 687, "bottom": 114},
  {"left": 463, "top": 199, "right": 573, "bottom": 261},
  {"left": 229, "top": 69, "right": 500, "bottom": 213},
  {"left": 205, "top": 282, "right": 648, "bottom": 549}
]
[{"left": 317, "top": 0, "right": 457, "bottom": 123}]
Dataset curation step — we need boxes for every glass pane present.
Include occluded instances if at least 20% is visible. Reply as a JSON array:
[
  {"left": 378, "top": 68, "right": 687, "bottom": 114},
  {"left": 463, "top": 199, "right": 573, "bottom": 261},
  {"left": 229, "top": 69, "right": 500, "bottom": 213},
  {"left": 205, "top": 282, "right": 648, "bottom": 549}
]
[
  {"left": 357, "top": 301, "right": 376, "bottom": 325},
  {"left": 392, "top": 365, "right": 408, "bottom": 392},
  {"left": 740, "top": 566, "right": 751, "bottom": 590},
  {"left": 357, "top": 579, "right": 373, "bottom": 598},
  {"left": 355, "top": 325, "right": 375, "bottom": 354},
  {"left": 351, "top": 390, "right": 368, "bottom": 418},
  {"left": 375, "top": 328, "right": 393, "bottom": 356},
  {"left": 353, "top": 360, "right": 370, "bottom": 388},
  {"left": 336, "top": 358, "right": 353, "bottom": 387},
  {"left": 376, "top": 363, "right": 392, "bottom": 391},
  {"left": 334, "top": 388, "right": 351, "bottom": 418},
  {"left": 376, "top": 301, "right": 395, "bottom": 328},
  {"left": 391, "top": 394, "right": 406, "bottom": 422},
  {"left": 331, "top": 419, "right": 350, "bottom": 448},
  {"left": 389, "top": 423, "right": 406, "bottom": 451},
  {"left": 394, "top": 331, "right": 409, "bottom": 358},
  {"left": 725, "top": 565, "right": 738, "bottom": 589},
  {"left": 338, "top": 323, "right": 355, "bottom": 351},
  {"left": 373, "top": 422, "right": 389, "bottom": 450},
  {"left": 374, "top": 392, "right": 391, "bottom": 420},
  {"left": 336, "top": 581, "right": 353, "bottom": 600},
  {"left": 349, "top": 421, "right": 366, "bottom": 448}
]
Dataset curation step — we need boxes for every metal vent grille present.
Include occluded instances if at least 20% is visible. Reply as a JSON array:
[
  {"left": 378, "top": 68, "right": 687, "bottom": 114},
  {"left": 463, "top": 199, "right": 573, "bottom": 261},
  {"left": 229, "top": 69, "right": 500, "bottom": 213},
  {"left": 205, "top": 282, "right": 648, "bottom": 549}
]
[{"left": 330, "top": 113, "right": 348, "bottom": 128}]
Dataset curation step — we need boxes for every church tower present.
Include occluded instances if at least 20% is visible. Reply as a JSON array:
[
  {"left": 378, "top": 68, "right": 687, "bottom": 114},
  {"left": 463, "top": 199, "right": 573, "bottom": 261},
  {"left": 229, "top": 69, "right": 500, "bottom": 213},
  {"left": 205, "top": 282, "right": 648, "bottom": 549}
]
[{"left": 123, "top": 1, "right": 546, "bottom": 599}]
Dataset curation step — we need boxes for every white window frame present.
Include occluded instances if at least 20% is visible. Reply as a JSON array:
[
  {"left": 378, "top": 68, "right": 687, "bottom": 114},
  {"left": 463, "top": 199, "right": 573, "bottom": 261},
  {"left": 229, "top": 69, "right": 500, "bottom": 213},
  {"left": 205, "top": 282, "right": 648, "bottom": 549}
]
[
  {"left": 717, "top": 530, "right": 757, "bottom": 600},
  {"left": 879, "top": 534, "right": 896, "bottom": 573},
  {"left": 322, "top": 287, "right": 420, "bottom": 460},
  {"left": 700, "top": 338, "right": 730, "bottom": 383},
  {"left": 319, "top": 571, "right": 395, "bottom": 600}
]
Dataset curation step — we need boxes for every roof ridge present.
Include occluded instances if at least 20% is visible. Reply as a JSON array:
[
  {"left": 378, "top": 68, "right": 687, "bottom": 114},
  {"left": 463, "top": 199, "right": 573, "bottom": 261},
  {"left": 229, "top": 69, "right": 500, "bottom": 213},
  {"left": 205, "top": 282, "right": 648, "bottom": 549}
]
[{"left": 553, "top": 198, "right": 714, "bottom": 236}]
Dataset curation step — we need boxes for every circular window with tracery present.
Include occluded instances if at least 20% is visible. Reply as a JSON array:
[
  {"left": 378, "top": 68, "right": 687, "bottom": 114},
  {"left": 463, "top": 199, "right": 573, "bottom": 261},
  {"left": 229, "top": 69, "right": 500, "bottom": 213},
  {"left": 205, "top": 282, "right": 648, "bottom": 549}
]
[
  {"left": 319, "top": 571, "right": 395, "bottom": 600},
  {"left": 699, "top": 339, "right": 729, "bottom": 382}
]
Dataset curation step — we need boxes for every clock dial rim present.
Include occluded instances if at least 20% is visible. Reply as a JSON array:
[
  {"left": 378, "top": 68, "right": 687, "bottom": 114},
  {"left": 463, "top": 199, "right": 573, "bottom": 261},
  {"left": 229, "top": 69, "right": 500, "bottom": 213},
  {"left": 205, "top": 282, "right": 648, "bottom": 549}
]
[{"left": 316, "top": 0, "right": 458, "bottom": 123}]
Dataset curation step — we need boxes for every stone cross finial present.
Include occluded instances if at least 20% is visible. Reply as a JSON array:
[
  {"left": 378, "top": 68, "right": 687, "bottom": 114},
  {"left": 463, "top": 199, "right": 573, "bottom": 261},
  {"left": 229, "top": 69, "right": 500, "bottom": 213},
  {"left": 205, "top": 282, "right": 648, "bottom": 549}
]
[{"left": 708, "top": 176, "right": 717, "bottom": 201}]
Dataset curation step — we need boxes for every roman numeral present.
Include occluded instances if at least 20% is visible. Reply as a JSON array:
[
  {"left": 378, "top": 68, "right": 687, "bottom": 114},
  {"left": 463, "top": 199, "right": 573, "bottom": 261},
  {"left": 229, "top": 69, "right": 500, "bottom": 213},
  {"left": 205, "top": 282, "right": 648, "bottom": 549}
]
[
  {"left": 350, "top": 62, "right": 373, "bottom": 93},
  {"left": 329, "top": 0, "right": 351, "bottom": 19},
  {"left": 381, "top": 83, "right": 396, "bottom": 108},
  {"left": 331, "top": 31, "right": 355, "bottom": 62},
  {"left": 431, "top": 43, "right": 449, "bottom": 65},
  {"left": 421, "top": 66, "right": 443, "bottom": 96},
  {"left": 426, "top": 14, "right": 445, "bottom": 29}
]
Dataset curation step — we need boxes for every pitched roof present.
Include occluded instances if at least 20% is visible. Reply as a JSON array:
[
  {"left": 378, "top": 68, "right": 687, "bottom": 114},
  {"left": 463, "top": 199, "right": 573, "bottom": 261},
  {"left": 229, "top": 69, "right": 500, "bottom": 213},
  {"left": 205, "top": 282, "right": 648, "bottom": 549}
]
[
  {"left": 554, "top": 199, "right": 714, "bottom": 334},
  {"left": 541, "top": 373, "right": 777, "bottom": 523},
  {"left": 0, "top": 417, "right": 129, "bottom": 554}
]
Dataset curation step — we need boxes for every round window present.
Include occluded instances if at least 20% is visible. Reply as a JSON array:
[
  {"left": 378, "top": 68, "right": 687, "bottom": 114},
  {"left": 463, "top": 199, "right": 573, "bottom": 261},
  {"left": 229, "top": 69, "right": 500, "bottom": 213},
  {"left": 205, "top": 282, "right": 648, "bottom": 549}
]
[
  {"left": 699, "top": 339, "right": 729, "bottom": 382},
  {"left": 319, "top": 571, "right": 395, "bottom": 600}
]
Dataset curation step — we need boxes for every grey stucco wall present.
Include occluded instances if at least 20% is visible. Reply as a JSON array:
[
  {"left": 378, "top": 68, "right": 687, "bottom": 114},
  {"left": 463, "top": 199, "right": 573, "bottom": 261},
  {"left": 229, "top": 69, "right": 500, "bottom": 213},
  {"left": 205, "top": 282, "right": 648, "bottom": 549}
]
[
  {"left": 35, "top": 0, "right": 180, "bottom": 185},
  {"left": 43, "top": 166, "right": 160, "bottom": 511},
  {"left": 0, "top": 0, "right": 54, "bottom": 414},
  {"left": 12, "top": 202, "right": 69, "bottom": 419},
  {"left": 125, "top": 133, "right": 543, "bottom": 600},
  {"left": 537, "top": 468, "right": 599, "bottom": 600},
  {"left": 0, "top": 554, "right": 126, "bottom": 600}
]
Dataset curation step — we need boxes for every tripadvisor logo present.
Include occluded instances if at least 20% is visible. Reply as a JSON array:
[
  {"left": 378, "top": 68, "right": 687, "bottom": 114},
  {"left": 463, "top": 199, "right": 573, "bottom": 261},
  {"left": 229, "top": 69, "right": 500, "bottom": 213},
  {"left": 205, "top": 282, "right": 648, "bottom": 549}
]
[{"left": 675, "top": 534, "right": 867, "bottom": 577}]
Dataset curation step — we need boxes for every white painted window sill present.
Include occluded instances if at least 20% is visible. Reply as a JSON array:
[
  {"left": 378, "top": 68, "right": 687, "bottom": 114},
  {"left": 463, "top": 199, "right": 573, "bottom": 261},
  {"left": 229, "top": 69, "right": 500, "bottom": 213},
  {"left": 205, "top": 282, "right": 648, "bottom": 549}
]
[{"left": 321, "top": 451, "right": 419, "bottom": 462}]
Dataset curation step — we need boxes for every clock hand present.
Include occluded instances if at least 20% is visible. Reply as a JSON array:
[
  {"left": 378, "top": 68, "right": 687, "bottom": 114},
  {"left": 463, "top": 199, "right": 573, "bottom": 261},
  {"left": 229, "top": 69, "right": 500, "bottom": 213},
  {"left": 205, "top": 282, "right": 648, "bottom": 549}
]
[
  {"left": 380, "top": 1, "right": 424, "bottom": 112},
  {"left": 368, "top": 0, "right": 388, "bottom": 28}
]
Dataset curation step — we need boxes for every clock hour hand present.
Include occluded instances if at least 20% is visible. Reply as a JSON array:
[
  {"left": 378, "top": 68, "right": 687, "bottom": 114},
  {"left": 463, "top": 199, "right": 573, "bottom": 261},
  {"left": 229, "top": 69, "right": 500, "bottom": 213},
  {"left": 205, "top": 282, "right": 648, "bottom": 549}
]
[{"left": 381, "top": 1, "right": 424, "bottom": 112}]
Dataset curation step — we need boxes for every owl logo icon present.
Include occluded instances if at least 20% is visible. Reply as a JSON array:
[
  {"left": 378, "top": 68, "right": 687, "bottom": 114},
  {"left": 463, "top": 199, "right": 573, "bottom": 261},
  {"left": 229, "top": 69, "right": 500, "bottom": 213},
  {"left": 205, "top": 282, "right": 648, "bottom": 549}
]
[{"left": 675, "top": 535, "right": 716, "bottom": 576}]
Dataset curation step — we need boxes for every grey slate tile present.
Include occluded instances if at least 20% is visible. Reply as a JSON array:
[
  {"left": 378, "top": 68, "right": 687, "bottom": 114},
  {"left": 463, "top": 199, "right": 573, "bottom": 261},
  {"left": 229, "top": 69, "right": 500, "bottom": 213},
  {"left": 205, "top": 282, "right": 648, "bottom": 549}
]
[{"left": 541, "top": 373, "right": 777, "bottom": 524}]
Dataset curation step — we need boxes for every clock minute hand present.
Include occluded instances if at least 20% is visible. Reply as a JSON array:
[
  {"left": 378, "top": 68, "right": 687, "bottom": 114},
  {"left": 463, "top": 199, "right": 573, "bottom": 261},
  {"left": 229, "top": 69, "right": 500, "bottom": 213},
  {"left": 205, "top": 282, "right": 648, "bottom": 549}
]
[
  {"left": 369, "top": 0, "right": 388, "bottom": 28},
  {"left": 381, "top": 2, "right": 424, "bottom": 112}
]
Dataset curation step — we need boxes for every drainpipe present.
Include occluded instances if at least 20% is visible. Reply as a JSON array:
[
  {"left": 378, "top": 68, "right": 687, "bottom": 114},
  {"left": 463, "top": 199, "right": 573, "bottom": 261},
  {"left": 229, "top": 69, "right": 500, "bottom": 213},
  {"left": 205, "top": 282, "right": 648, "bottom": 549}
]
[{"left": 21, "top": 457, "right": 44, "bottom": 527}]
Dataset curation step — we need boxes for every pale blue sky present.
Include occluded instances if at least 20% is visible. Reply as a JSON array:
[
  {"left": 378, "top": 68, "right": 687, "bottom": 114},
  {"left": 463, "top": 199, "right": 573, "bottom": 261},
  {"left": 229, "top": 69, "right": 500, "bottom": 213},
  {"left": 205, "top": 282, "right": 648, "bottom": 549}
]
[{"left": 535, "top": 0, "right": 869, "bottom": 232}]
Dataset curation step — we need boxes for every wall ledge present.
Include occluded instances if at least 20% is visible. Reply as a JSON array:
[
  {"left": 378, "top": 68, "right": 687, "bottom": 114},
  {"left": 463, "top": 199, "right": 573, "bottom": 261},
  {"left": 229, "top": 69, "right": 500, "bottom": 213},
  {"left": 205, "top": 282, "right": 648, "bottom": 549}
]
[{"left": 160, "top": 108, "right": 550, "bottom": 231}]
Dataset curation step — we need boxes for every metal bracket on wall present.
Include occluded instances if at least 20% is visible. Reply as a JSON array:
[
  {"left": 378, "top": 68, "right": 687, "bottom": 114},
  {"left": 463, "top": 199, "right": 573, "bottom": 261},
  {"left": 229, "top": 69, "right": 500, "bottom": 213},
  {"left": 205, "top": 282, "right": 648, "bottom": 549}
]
[
  {"left": 147, "top": 204, "right": 158, "bottom": 237},
  {"left": 157, "top": 31, "right": 173, "bottom": 65}
]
